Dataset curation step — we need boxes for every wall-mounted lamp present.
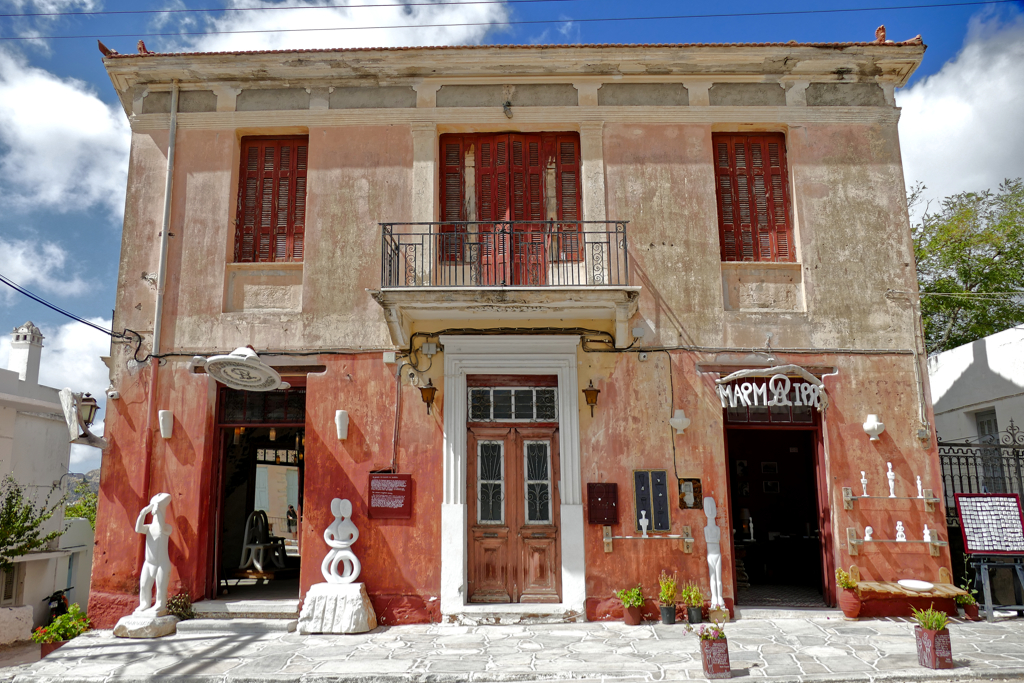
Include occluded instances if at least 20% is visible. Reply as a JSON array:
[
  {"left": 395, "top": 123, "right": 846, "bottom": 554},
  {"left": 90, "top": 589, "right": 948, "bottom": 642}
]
[
  {"left": 669, "top": 409, "right": 691, "bottom": 434},
  {"left": 863, "top": 414, "right": 885, "bottom": 441},
  {"left": 335, "top": 410, "right": 349, "bottom": 440},
  {"left": 269, "top": 427, "right": 277, "bottom": 442},
  {"left": 583, "top": 380, "right": 601, "bottom": 417},
  {"left": 502, "top": 100, "right": 513, "bottom": 119},
  {"left": 158, "top": 410, "right": 173, "bottom": 439},
  {"left": 79, "top": 393, "right": 99, "bottom": 427},
  {"left": 420, "top": 378, "right": 438, "bottom": 414}
]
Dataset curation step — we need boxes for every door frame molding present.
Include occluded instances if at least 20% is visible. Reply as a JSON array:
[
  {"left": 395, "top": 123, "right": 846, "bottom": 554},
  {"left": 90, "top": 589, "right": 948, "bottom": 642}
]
[{"left": 440, "top": 334, "right": 585, "bottom": 619}]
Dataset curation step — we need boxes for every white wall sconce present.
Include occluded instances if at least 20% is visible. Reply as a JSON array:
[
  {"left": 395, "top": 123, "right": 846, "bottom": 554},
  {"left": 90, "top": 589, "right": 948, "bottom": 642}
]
[
  {"left": 335, "top": 410, "right": 349, "bottom": 440},
  {"left": 158, "top": 410, "right": 173, "bottom": 439},
  {"left": 863, "top": 414, "right": 885, "bottom": 441},
  {"left": 669, "top": 409, "right": 691, "bottom": 434}
]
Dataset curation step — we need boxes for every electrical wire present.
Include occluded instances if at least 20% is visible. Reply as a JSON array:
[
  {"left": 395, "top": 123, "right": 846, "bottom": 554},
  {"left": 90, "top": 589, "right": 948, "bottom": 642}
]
[{"left": 2, "top": 0, "right": 1017, "bottom": 41}]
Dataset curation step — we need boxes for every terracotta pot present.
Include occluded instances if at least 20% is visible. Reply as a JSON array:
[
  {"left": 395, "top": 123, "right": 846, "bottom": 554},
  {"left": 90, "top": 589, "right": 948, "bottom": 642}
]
[
  {"left": 838, "top": 587, "right": 861, "bottom": 619},
  {"left": 40, "top": 640, "right": 68, "bottom": 658},
  {"left": 915, "top": 627, "right": 954, "bottom": 669},
  {"left": 659, "top": 605, "right": 676, "bottom": 625},
  {"left": 687, "top": 606, "right": 703, "bottom": 624},
  {"left": 963, "top": 604, "right": 980, "bottom": 621},
  {"left": 623, "top": 605, "right": 643, "bottom": 625},
  {"left": 699, "top": 638, "right": 731, "bottom": 679}
]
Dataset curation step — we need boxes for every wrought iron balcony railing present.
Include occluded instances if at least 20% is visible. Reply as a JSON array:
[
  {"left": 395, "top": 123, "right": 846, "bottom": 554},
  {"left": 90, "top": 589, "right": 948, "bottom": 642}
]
[{"left": 381, "top": 221, "right": 629, "bottom": 288}]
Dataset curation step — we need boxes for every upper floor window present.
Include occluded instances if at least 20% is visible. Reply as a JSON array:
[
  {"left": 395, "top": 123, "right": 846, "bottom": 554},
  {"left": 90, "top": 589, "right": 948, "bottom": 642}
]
[
  {"left": 234, "top": 136, "right": 308, "bottom": 263},
  {"left": 713, "top": 133, "right": 793, "bottom": 263}
]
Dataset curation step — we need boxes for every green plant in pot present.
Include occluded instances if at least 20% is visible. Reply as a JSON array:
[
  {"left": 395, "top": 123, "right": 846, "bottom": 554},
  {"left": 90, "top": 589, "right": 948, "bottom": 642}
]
[
  {"left": 955, "top": 581, "right": 979, "bottom": 621},
  {"left": 32, "top": 603, "right": 90, "bottom": 657},
  {"left": 911, "top": 604, "right": 953, "bottom": 669},
  {"left": 616, "top": 584, "right": 644, "bottom": 625},
  {"left": 680, "top": 582, "right": 704, "bottom": 624},
  {"left": 835, "top": 567, "right": 860, "bottom": 619},
  {"left": 658, "top": 571, "right": 677, "bottom": 625}
]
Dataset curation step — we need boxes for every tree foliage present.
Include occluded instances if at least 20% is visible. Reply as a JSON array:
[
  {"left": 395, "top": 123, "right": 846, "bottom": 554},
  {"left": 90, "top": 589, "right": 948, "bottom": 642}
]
[
  {"left": 0, "top": 476, "right": 66, "bottom": 573},
  {"left": 65, "top": 482, "right": 97, "bottom": 529},
  {"left": 913, "top": 178, "right": 1024, "bottom": 354}
]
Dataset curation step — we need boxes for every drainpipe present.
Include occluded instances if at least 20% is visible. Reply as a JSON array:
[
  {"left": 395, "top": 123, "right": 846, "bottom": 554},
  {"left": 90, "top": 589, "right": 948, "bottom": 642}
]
[{"left": 138, "top": 82, "right": 178, "bottom": 569}]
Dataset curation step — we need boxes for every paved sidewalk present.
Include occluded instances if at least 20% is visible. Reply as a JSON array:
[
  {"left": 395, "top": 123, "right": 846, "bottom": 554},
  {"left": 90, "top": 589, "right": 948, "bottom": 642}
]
[{"left": 6, "top": 615, "right": 1024, "bottom": 683}]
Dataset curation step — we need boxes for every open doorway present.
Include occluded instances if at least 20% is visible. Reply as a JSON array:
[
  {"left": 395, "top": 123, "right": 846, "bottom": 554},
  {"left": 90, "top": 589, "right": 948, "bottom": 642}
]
[
  {"left": 727, "top": 428, "right": 827, "bottom": 608},
  {"left": 212, "top": 386, "right": 304, "bottom": 601}
]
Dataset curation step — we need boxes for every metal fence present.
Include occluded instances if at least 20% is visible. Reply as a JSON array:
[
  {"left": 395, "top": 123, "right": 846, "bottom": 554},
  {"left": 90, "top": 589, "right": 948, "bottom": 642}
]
[
  {"left": 380, "top": 221, "right": 629, "bottom": 288},
  {"left": 938, "top": 420, "right": 1024, "bottom": 526}
]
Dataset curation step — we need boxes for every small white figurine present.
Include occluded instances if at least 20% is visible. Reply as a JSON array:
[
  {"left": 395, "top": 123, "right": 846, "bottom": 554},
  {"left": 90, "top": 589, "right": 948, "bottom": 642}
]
[
  {"left": 864, "top": 526, "right": 874, "bottom": 541},
  {"left": 887, "top": 462, "right": 896, "bottom": 498},
  {"left": 896, "top": 521, "right": 907, "bottom": 542},
  {"left": 321, "top": 498, "right": 361, "bottom": 584},
  {"left": 748, "top": 516, "right": 755, "bottom": 542},
  {"left": 861, "top": 471, "right": 868, "bottom": 497},
  {"left": 923, "top": 524, "right": 933, "bottom": 542},
  {"left": 704, "top": 497, "right": 725, "bottom": 610},
  {"left": 134, "top": 493, "right": 173, "bottom": 616},
  {"left": 639, "top": 510, "right": 649, "bottom": 538},
  {"left": 916, "top": 476, "right": 924, "bottom": 499}
]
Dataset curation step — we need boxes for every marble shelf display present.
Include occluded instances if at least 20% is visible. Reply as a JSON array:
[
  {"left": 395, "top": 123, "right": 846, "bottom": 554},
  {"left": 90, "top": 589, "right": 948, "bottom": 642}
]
[
  {"left": 298, "top": 498, "right": 377, "bottom": 635},
  {"left": 847, "top": 527, "right": 948, "bottom": 557},
  {"left": 841, "top": 488, "right": 940, "bottom": 511}
]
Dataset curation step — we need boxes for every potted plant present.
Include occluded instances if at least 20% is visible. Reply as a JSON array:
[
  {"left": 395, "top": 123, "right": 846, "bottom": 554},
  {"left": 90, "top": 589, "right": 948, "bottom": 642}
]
[
  {"left": 680, "top": 582, "right": 704, "bottom": 624},
  {"left": 692, "top": 621, "right": 730, "bottom": 679},
  {"left": 956, "top": 582, "right": 980, "bottom": 621},
  {"left": 615, "top": 584, "right": 644, "bottom": 625},
  {"left": 836, "top": 567, "right": 860, "bottom": 619},
  {"left": 658, "top": 571, "right": 677, "bottom": 624},
  {"left": 912, "top": 604, "right": 953, "bottom": 669},
  {"left": 31, "top": 603, "right": 90, "bottom": 657}
]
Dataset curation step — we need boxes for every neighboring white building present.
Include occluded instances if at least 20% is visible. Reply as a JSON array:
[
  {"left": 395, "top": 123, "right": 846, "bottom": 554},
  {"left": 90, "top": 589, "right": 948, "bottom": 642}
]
[
  {"left": 0, "top": 322, "right": 94, "bottom": 643},
  {"left": 928, "top": 325, "right": 1024, "bottom": 443}
]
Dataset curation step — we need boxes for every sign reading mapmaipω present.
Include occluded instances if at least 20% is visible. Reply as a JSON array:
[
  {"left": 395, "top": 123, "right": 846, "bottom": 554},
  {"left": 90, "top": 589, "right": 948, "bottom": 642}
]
[{"left": 717, "top": 374, "right": 822, "bottom": 410}]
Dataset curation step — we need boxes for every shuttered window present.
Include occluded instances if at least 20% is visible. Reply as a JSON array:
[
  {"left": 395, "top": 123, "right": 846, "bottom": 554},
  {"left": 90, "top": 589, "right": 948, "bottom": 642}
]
[
  {"left": 235, "top": 136, "right": 308, "bottom": 263},
  {"left": 439, "top": 132, "right": 581, "bottom": 262},
  {"left": 713, "top": 133, "right": 793, "bottom": 262}
]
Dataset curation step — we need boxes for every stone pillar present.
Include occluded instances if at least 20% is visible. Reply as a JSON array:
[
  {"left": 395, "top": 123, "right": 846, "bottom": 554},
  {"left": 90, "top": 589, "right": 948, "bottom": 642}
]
[{"left": 8, "top": 322, "right": 43, "bottom": 385}]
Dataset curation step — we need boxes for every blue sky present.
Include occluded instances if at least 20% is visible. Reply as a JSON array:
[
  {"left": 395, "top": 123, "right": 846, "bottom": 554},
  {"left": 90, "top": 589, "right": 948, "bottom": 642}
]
[{"left": 1, "top": 0, "right": 1023, "bottom": 472}]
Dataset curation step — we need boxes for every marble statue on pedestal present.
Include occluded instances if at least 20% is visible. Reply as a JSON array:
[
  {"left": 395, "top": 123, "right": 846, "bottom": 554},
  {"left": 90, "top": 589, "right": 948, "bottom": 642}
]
[
  {"left": 887, "top": 462, "right": 896, "bottom": 498},
  {"left": 298, "top": 498, "right": 377, "bottom": 635},
  {"left": 114, "top": 493, "right": 179, "bottom": 638},
  {"left": 860, "top": 471, "right": 868, "bottom": 497},
  {"left": 896, "top": 521, "right": 907, "bottom": 542},
  {"left": 916, "top": 476, "right": 924, "bottom": 499},
  {"left": 923, "top": 525, "right": 932, "bottom": 542},
  {"left": 704, "top": 497, "right": 725, "bottom": 611}
]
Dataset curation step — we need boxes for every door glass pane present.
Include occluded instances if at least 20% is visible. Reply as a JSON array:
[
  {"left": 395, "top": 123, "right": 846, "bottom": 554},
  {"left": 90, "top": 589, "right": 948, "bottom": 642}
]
[
  {"left": 536, "top": 389, "right": 556, "bottom": 420},
  {"left": 479, "top": 441, "right": 504, "bottom": 523},
  {"left": 514, "top": 390, "right": 534, "bottom": 420},
  {"left": 470, "top": 389, "right": 491, "bottom": 421},
  {"left": 524, "top": 441, "right": 551, "bottom": 523},
  {"left": 492, "top": 390, "right": 513, "bottom": 419}
]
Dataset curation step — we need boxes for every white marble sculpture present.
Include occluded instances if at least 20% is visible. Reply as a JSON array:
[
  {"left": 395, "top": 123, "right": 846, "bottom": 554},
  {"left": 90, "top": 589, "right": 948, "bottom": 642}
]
[
  {"left": 298, "top": 497, "right": 377, "bottom": 634},
  {"left": 923, "top": 525, "right": 932, "bottom": 542},
  {"left": 916, "top": 476, "right": 924, "bottom": 499},
  {"left": 704, "top": 497, "right": 725, "bottom": 610},
  {"left": 114, "top": 493, "right": 178, "bottom": 638},
  {"left": 896, "top": 521, "right": 907, "bottom": 542},
  {"left": 887, "top": 462, "right": 896, "bottom": 498},
  {"left": 322, "top": 498, "right": 361, "bottom": 584},
  {"left": 863, "top": 414, "right": 885, "bottom": 441},
  {"left": 639, "top": 510, "right": 649, "bottom": 538},
  {"left": 860, "top": 471, "right": 868, "bottom": 497},
  {"left": 864, "top": 526, "right": 874, "bottom": 541}
]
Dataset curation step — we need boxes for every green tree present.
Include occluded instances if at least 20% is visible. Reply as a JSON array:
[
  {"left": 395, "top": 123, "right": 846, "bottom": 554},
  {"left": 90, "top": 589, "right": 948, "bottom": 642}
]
[
  {"left": 65, "top": 482, "right": 97, "bottom": 529},
  {"left": 913, "top": 178, "right": 1024, "bottom": 354},
  {"left": 0, "top": 476, "right": 66, "bottom": 573}
]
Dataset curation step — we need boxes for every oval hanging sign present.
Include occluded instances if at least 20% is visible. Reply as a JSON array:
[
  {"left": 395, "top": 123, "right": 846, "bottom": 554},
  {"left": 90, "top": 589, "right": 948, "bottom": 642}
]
[{"left": 192, "top": 347, "right": 291, "bottom": 392}]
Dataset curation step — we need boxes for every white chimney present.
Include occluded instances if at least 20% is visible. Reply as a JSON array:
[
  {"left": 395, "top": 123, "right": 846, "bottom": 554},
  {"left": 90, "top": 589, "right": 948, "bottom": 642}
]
[{"left": 9, "top": 321, "right": 43, "bottom": 385}]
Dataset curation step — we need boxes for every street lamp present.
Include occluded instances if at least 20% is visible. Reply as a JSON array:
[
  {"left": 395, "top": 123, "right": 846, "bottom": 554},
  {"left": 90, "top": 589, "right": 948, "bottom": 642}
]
[{"left": 78, "top": 393, "right": 99, "bottom": 427}]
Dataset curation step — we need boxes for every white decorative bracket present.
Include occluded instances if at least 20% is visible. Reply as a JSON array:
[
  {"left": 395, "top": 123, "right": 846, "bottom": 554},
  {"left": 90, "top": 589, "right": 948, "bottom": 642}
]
[
  {"left": 158, "top": 410, "right": 173, "bottom": 439},
  {"left": 335, "top": 410, "right": 349, "bottom": 440},
  {"left": 863, "top": 414, "right": 885, "bottom": 441},
  {"left": 669, "top": 409, "right": 691, "bottom": 433}
]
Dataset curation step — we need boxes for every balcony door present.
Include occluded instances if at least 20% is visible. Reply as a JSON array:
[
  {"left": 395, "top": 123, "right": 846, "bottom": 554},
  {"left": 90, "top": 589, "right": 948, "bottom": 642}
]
[
  {"left": 467, "top": 425, "right": 561, "bottom": 603},
  {"left": 440, "top": 133, "right": 581, "bottom": 286}
]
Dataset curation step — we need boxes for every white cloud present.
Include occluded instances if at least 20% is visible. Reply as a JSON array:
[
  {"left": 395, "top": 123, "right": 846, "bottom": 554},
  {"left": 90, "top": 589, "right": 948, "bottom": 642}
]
[
  {"left": 897, "top": 12, "right": 1024, "bottom": 211},
  {"left": 0, "top": 237, "right": 88, "bottom": 302},
  {"left": 161, "top": 0, "right": 509, "bottom": 53},
  {"left": 0, "top": 48, "right": 130, "bottom": 217},
  {"left": 0, "top": 318, "right": 110, "bottom": 473}
]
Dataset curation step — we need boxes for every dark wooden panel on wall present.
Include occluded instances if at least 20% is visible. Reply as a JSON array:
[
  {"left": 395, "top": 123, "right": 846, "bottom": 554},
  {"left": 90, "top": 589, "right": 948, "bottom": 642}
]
[
  {"left": 633, "top": 470, "right": 671, "bottom": 533},
  {"left": 587, "top": 483, "right": 618, "bottom": 525}
]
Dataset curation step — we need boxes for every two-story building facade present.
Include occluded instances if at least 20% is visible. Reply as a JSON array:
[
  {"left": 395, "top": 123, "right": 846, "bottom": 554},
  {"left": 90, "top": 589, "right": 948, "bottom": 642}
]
[{"left": 90, "top": 38, "right": 948, "bottom": 627}]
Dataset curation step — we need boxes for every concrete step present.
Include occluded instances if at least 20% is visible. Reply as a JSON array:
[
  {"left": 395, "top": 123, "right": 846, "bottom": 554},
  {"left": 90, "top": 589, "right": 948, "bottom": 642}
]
[
  {"left": 176, "top": 618, "right": 297, "bottom": 634},
  {"left": 192, "top": 598, "right": 299, "bottom": 620},
  {"left": 733, "top": 606, "right": 843, "bottom": 620}
]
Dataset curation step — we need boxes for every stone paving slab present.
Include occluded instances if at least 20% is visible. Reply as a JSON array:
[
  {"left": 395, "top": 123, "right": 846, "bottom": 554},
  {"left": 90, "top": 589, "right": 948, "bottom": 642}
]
[{"left": 5, "top": 616, "right": 1024, "bottom": 683}]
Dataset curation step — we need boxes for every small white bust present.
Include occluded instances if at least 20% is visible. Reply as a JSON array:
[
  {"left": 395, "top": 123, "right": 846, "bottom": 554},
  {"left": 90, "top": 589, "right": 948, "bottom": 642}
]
[
  {"left": 864, "top": 526, "right": 874, "bottom": 541},
  {"left": 895, "top": 521, "right": 907, "bottom": 542},
  {"left": 923, "top": 524, "right": 932, "bottom": 543}
]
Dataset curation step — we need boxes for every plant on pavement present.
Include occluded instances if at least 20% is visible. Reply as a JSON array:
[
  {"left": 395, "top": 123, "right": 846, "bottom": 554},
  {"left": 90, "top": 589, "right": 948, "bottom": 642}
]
[
  {"left": 658, "top": 571, "right": 677, "bottom": 605},
  {"left": 615, "top": 584, "right": 644, "bottom": 608},
  {"left": 911, "top": 604, "right": 949, "bottom": 631},
  {"left": 31, "top": 603, "right": 90, "bottom": 644}
]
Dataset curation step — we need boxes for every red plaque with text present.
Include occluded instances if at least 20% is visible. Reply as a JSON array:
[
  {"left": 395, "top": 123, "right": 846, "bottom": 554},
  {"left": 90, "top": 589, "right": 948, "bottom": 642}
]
[{"left": 368, "top": 474, "right": 413, "bottom": 519}]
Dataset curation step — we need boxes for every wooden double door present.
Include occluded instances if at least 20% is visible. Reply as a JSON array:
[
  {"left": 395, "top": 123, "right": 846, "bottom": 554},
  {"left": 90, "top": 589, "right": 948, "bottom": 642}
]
[{"left": 467, "top": 425, "right": 561, "bottom": 603}]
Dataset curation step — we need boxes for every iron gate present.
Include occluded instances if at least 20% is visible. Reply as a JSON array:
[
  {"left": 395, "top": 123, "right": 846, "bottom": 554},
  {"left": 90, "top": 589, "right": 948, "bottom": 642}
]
[{"left": 938, "top": 420, "right": 1024, "bottom": 527}]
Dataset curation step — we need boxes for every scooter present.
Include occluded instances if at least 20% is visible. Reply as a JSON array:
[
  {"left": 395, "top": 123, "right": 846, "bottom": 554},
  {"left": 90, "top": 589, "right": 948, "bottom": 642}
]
[{"left": 43, "top": 587, "right": 73, "bottom": 623}]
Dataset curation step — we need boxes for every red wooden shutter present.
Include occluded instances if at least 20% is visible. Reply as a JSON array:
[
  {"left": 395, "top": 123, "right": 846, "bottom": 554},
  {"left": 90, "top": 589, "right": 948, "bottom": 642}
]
[
  {"left": 439, "top": 135, "right": 464, "bottom": 261},
  {"left": 554, "top": 134, "right": 581, "bottom": 260},
  {"left": 476, "top": 135, "right": 509, "bottom": 271},
  {"left": 235, "top": 137, "right": 307, "bottom": 263},
  {"left": 713, "top": 133, "right": 791, "bottom": 262}
]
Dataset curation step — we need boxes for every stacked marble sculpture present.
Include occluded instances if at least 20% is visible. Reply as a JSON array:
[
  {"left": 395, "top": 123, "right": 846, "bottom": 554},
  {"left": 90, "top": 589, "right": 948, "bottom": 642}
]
[{"left": 297, "top": 498, "right": 377, "bottom": 634}]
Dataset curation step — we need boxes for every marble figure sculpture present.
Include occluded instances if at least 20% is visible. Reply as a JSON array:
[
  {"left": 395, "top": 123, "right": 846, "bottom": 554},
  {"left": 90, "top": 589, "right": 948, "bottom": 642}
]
[
  {"left": 896, "top": 521, "right": 906, "bottom": 542},
  {"left": 322, "top": 498, "right": 361, "bottom": 583},
  {"left": 923, "top": 525, "right": 932, "bottom": 543},
  {"left": 704, "top": 497, "right": 725, "bottom": 609},
  {"left": 861, "top": 471, "right": 868, "bottom": 497},
  {"left": 135, "top": 493, "right": 172, "bottom": 615},
  {"left": 864, "top": 526, "right": 873, "bottom": 541},
  {"left": 917, "top": 476, "right": 923, "bottom": 498},
  {"left": 887, "top": 462, "right": 896, "bottom": 498}
]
